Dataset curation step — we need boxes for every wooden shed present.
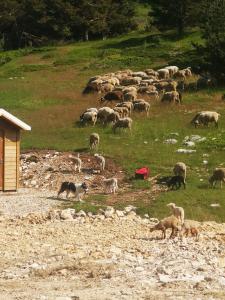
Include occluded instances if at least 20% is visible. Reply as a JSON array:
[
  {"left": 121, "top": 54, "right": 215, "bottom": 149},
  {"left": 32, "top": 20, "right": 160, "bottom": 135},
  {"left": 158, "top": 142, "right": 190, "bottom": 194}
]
[{"left": 0, "top": 109, "right": 31, "bottom": 191}]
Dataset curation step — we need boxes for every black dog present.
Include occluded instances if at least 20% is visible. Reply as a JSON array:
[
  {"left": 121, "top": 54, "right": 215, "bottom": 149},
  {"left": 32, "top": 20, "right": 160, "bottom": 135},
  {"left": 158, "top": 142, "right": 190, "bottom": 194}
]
[
  {"left": 167, "top": 176, "right": 186, "bottom": 190},
  {"left": 57, "top": 182, "right": 88, "bottom": 201}
]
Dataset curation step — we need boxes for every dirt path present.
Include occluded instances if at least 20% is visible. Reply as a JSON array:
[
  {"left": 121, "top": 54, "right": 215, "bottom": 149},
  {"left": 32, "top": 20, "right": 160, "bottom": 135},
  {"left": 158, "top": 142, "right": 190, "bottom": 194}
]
[{"left": 0, "top": 214, "right": 225, "bottom": 299}]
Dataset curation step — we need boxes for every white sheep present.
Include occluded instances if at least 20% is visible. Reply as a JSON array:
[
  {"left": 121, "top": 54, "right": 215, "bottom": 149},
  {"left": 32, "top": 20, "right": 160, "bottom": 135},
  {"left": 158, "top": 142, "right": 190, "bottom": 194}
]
[
  {"left": 103, "top": 178, "right": 118, "bottom": 194},
  {"left": 113, "top": 106, "right": 129, "bottom": 118},
  {"left": 209, "top": 168, "right": 225, "bottom": 188},
  {"left": 191, "top": 111, "right": 220, "bottom": 128},
  {"left": 167, "top": 203, "right": 185, "bottom": 225},
  {"left": 94, "top": 153, "right": 105, "bottom": 172},
  {"left": 80, "top": 111, "right": 97, "bottom": 126},
  {"left": 133, "top": 101, "right": 150, "bottom": 116},
  {"left": 89, "top": 133, "right": 100, "bottom": 150},
  {"left": 157, "top": 68, "right": 170, "bottom": 80},
  {"left": 161, "top": 91, "right": 182, "bottom": 104},
  {"left": 182, "top": 219, "right": 200, "bottom": 240},
  {"left": 113, "top": 117, "right": 133, "bottom": 133},
  {"left": 71, "top": 153, "right": 82, "bottom": 173},
  {"left": 173, "top": 162, "right": 187, "bottom": 181},
  {"left": 165, "top": 66, "right": 179, "bottom": 76},
  {"left": 97, "top": 107, "right": 115, "bottom": 124}
]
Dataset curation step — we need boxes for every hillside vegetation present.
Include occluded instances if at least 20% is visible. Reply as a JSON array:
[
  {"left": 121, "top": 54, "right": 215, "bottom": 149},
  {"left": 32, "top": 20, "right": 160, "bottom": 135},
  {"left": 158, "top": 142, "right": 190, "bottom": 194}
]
[{"left": 1, "top": 29, "right": 225, "bottom": 221}]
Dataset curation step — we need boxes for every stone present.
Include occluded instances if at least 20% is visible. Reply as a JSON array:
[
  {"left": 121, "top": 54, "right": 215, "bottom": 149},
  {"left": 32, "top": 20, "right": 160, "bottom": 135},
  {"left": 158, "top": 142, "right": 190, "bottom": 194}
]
[
  {"left": 124, "top": 205, "right": 137, "bottom": 214},
  {"left": 76, "top": 210, "right": 86, "bottom": 217},
  {"left": 60, "top": 209, "right": 74, "bottom": 220},
  {"left": 116, "top": 210, "right": 125, "bottom": 217},
  {"left": 104, "top": 207, "right": 115, "bottom": 218}
]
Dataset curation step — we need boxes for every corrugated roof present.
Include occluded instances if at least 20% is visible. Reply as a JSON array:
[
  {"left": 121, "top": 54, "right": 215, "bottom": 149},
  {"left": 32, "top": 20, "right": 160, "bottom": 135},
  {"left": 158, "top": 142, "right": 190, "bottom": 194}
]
[{"left": 0, "top": 109, "right": 31, "bottom": 131}]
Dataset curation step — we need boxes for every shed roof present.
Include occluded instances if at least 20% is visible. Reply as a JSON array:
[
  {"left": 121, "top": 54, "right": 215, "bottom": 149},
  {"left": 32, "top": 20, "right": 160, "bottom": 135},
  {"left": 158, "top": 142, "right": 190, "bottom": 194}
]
[{"left": 0, "top": 109, "right": 31, "bottom": 131}]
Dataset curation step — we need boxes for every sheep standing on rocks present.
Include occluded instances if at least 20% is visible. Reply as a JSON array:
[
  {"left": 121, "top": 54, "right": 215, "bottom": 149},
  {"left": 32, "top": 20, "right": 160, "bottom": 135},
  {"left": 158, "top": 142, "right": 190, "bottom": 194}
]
[
  {"left": 71, "top": 153, "right": 82, "bottom": 173},
  {"left": 182, "top": 219, "right": 200, "bottom": 240},
  {"left": 103, "top": 178, "right": 118, "bottom": 194},
  {"left": 90, "top": 133, "right": 100, "bottom": 150},
  {"left": 94, "top": 153, "right": 105, "bottom": 172},
  {"left": 150, "top": 215, "right": 181, "bottom": 239},
  {"left": 113, "top": 117, "right": 133, "bottom": 133},
  {"left": 173, "top": 162, "right": 187, "bottom": 182},
  {"left": 167, "top": 203, "right": 185, "bottom": 225},
  {"left": 209, "top": 168, "right": 225, "bottom": 188}
]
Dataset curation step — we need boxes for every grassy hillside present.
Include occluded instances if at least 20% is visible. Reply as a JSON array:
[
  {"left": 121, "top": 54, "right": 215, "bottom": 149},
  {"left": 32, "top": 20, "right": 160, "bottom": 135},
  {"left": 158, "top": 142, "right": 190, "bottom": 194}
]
[{"left": 1, "top": 29, "right": 225, "bottom": 221}]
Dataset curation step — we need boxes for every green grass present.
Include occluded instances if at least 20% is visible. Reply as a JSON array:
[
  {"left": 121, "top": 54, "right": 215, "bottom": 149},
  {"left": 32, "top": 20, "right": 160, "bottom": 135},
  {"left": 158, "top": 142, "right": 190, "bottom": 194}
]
[{"left": 1, "top": 28, "right": 225, "bottom": 221}]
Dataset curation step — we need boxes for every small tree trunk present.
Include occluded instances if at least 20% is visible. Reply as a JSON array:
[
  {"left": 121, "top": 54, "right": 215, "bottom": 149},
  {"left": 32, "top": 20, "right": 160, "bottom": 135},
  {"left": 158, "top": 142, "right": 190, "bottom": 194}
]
[{"left": 84, "top": 30, "right": 89, "bottom": 41}]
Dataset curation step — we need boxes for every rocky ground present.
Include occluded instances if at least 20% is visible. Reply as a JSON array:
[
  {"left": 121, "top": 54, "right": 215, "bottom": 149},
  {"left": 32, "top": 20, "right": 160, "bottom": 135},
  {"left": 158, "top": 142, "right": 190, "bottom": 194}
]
[
  {"left": 0, "top": 208, "right": 225, "bottom": 300},
  {"left": 0, "top": 151, "right": 225, "bottom": 299}
]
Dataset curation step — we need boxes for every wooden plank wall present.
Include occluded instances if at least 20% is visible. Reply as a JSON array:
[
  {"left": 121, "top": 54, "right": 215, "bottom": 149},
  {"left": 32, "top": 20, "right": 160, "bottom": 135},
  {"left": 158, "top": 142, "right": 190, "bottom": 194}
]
[{"left": 4, "top": 128, "right": 19, "bottom": 191}]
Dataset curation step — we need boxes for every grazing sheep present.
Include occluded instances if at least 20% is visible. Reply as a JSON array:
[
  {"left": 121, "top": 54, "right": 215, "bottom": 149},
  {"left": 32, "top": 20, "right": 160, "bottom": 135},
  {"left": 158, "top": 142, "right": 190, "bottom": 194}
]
[
  {"left": 145, "top": 69, "right": 158, "bottom": 77},
  {"left": 124, "top": 91, "right": 137, "bottom": 102},
  {"left": 167, "top": 203, "right": 185, "bottom": 225},
  {"left": 184, "top": 67, "right": 192, "bottom": 77},
  {"left": 70, "top": 153, "right": 82, "bottom": 173},
  {"left": 157, "top": 68, "right": 170, "bottom": 80},
  {"left": 161, "top": 91, "right": 182, "bottom": 104},
  {"left": 165, "top": 66, "right": 179, "bottom": 76},
  {"left": 80, "top": 111, "right": 97, "bottom": 126},
  {"left": 121, "top": 77, "right": 141, "bottom": 86},
  {"left": 173, "top": 162, "right": 187, "bottom": 181},
  {"left": 209, "top": 168, "right": 225, "bottom": 188},
  {"left": 146, "top": 90, "right": 159, "bottom": 101},
  {"left": 113, "top": 106, "right": 129, "bottom": 118},
  {"left": 138, "top": 85, "right": 156, "bottom": 94},
  {"left": 86, "top": 108, "right": 98, "bottom": 113},
  {"left": 122, "top": 86, "right": 137, "bottom": 94},
  {"left": 150, "top": 215, "right": 181, "bottom": 239},
  {"left": 94, "top": 153, "right": 105, "bottom": 172},
  {"left": 133, "top": 101, "right": 150, "bottom": 116},
  {"left": 113, "top": 117, "right": 133, "bottom": 133},
  {"left": 100, "top": 91, "right": 124, "bottom": 103},
  {"left": 98, "top": 83, "right": 114, "bottom": 94},
  {"left": 191, "top": 111, "right": 220, "bottom": 128},
  {"left": 115, "top": 102, "right": 133, "bottom": 115},
  {"left": 89, "top": 133, "right": 100, "bottom": 150},
  {"left": 167, "top": 175, "right": 186, "bottom": 190},
  {"left": 174, "top": 70, "right": 186, "bottom": 81},
  {"left": 103, "top": 178, "right": 118, "bottom": 194},
  {"left": 105, "top": 111, "right": 120, "bottom": 124},
  {"left": 164, "top": 81, "right": 178, "bottom": 92},
  {"left": 97, "top": 107, "right": 115, "bottom": 124},
  {"left": 182, "top": 219, "right": 200, "bottom": 239}
]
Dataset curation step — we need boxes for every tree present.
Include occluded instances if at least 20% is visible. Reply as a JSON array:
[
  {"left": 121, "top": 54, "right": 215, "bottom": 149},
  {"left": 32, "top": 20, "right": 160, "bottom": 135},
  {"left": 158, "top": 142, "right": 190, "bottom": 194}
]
[
  {"left": 199, "top": 0, "right": 225, "bottom": 81},
  {"left": 149, "top": 0, "right": 203, "bottom": 36}
]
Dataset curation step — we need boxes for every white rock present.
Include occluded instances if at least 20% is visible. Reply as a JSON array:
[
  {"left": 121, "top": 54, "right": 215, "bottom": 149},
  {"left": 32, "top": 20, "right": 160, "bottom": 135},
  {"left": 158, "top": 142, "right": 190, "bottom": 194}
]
[
  {"left": 183, "top": 141, "right": 195, "bottom": 147},
  {"left": 104, "top": 207, "right": 115, "bottom": 218},
  {"left": 60, "top": 209, "right": 74, "bottom": 220},
  {"left": 124, "top": 205, "right": 137, "bottom": 213},
  {"left": 164, "top": 139, "right": 178, "bottom": 144},
  {"left": 76, "top": 210, "right": 86, "bottom": 217},
  {"left": 116, "top": 210, "right": 125, "bottom": 217},
  {"left": 176, "top": 148, "right": 196, "bottom": 154}
]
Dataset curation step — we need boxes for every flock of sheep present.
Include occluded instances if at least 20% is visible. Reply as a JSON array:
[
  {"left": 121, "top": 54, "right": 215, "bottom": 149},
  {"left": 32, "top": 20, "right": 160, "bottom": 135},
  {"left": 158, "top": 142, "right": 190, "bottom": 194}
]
[{"left": 74, "top": 64, "right": 225, "bottom": 239}]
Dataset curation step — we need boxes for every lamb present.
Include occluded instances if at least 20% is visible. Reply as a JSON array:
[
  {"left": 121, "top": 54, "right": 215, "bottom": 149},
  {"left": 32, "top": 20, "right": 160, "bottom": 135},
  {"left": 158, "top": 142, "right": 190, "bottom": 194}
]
[
  {"left": 103, "top": 178, "right": 118, "bottom": 194},
  {"left": 182, "top": 219, "right": 200, "bottom": 239},
  {"left": 80, "top": 111, "right": 97, "bottom": 126},
  {"left": 113, "top": 117, "right": 133, "bottom": 133},
  {"left": 97, "top": 107, "right": 115, "bottom": 124},
  {"left": 70, "top": 153, "right": 82, "bottom": 173},
  {"left": 150, "top": 215, "right": 181, "bottom": 239},
  {"left": 167, "top": 203, "right": 185, "bottom": 225},
  {"left": 167, "top": 175, "right": 186, "bottom": 190},
  {"left": 209, "top": 168, "right": 225, "bottom": 188},
  {"left": 89, "top": 133, "right": 100, "bottom": 150},
  {"left": 161, "top": 91, "right": 182, "bottom": 104},
  {"left": 191, "top": 111, "right": 220, "bottom": 128},
  {"left": 133, "top": 101, "right": 150, "bottom": 116},
  {"left": 157, "top": 68, "right": 170, "bottom": 80},
  {"left": 100, "top": 91, "right": 124, "bottom": 103},
  {"left": 94, "top": 153, "right": 105, "bottom": 172},
  {"left": 173, "top": 162, "right": 187, "bottom": 181},
  {"left": 184, "top": 67, "right": 192, "bottom": 77}
]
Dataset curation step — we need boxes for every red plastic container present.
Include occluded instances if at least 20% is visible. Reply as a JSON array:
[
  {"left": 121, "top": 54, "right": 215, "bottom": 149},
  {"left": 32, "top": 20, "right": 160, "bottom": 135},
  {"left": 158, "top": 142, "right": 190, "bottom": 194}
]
[{"left": 135, "top": 167, "right": 150, "bottom": 180}]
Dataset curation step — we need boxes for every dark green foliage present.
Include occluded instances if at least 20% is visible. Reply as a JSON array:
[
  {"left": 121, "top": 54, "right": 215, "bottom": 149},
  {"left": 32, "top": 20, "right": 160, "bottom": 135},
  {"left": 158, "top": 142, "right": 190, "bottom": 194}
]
[
  {"left": 149, "top": 0, "right": 203, "bottom": 36},
  {"left": 0, "top": 0, "right": 137, "bottom": 50},
  {"left": 199, "top": 0, "right": 225, "bottom": 82}
]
